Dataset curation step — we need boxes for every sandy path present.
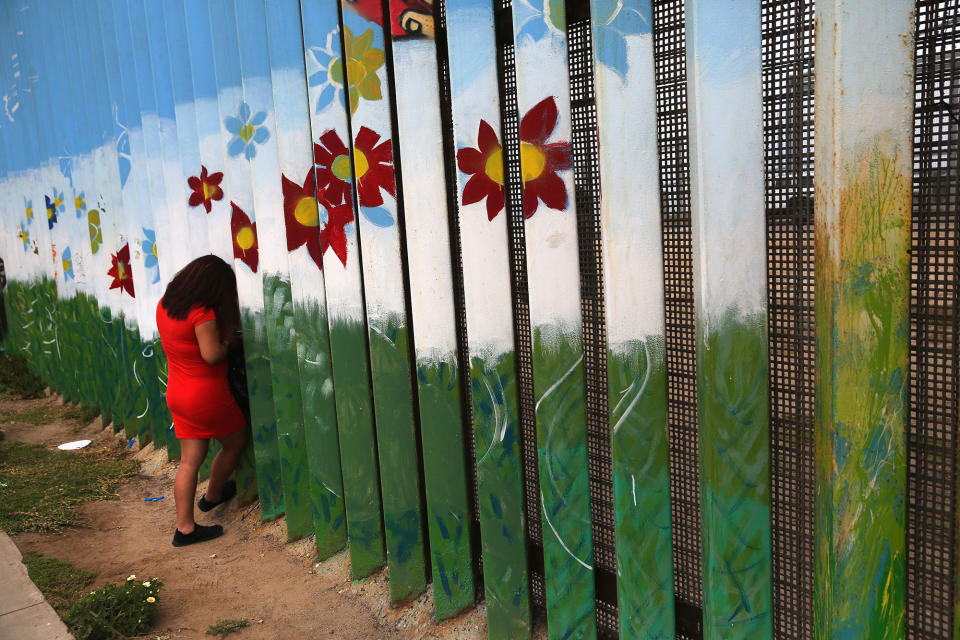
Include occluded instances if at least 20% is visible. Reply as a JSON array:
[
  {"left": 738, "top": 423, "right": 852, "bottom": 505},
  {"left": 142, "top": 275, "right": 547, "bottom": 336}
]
[{"left": 6, "top": 395, "right": 499, "bottom": 640}]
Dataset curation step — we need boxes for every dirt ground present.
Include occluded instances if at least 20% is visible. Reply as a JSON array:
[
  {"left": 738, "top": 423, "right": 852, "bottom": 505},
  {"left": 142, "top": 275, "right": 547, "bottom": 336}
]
[{"left": 4, "top": 394, "right": 539, "bottom": 640}]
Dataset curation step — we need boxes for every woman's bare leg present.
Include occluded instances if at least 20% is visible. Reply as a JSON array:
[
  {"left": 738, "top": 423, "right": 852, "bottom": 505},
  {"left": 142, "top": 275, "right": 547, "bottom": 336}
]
[
  {"left": 205, "top": 428, "right": 246, "bottom": 501},
  {"left": 175, "top": 438, "right": 210, "bottom": 534}
]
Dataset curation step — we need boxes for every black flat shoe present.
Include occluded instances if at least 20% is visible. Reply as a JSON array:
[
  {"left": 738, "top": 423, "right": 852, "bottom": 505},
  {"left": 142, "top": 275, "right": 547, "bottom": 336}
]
[
  {"left": 198, "top": 479, "right": 236, "bottom": 512},
  {"left": 172, "top": 524, "right": 223, "bottom": 547}
]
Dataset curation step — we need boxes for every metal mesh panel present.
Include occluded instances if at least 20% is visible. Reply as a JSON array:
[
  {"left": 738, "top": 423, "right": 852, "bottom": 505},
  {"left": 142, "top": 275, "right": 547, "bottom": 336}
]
[
  {"left": 435, "top": 0, "right": 483, "bottom": 589},
  {"left": 651, "top": 2, "right": 703, "bottom": 637},
  {"left": 567, "top": 9, "right": 618, "bottom": 639},
  {"left": 761, "top": 2, "right": 816, "bottom": 639},
  {"left": 908, "top": 2, "right": 960, "bottom": 638},
  {"left": 493, "top": 0, "right": 547, "bottom": 615}
]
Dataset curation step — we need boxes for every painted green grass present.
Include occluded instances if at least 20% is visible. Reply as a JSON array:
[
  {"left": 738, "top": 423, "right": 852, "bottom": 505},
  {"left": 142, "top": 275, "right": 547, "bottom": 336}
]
[
  {"left": 327, "top": 317, "right": 385, "bottom": 578},
  {"left": 608, "top": 338, "right": 674, "bottom": 639},
  {"left": 292, "top": 299, "right": 346, "bottom": 558},
  {"left": 2, "top": 282, "right": 264, "bottom": 503},
  {"left": 262, "top": 274, "right": 312, "bottom": 540},
  {"left": 417, "top": 356, "right": 475, "bottom": 619},
  {"left": 815, "top": 148, "right": 909, "bottom": 640},
  {"left": 697, "top": 311, "right": 771, "bottom": 639},
  {"left": 470, "top": 350, "right": 531, "bottom": 640},
  {"left": 531, "top": 326, "right": 597, "bottom": 640},
  {"left": 367, "top": 314, "right": 427, "bottom": 604},
  {"left": 241, "top": 307, "right": 284, "bottom": 519}
]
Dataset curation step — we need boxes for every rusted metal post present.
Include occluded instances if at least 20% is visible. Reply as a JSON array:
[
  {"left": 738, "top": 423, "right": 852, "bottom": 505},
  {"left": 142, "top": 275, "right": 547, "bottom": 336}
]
[{"left": 813, "top": 1, "right": 915, "bottom": 638}]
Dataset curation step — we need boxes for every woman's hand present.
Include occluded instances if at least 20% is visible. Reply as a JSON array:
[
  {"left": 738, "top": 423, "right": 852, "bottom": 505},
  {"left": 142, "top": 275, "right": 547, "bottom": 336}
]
[{"left": 195, "top": 320, "right": 230, "bottom": 364}]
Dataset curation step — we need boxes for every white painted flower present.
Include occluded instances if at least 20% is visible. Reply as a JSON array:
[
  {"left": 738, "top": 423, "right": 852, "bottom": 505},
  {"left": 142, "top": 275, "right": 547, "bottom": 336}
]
[{"left": 146, "top": 596, "right": 156, "bottom": 603}]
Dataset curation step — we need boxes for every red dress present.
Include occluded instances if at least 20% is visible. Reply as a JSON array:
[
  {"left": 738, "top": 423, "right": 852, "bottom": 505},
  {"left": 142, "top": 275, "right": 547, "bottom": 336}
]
[{"left": 156, "top": 301, "right": 245, "bottom": 440}]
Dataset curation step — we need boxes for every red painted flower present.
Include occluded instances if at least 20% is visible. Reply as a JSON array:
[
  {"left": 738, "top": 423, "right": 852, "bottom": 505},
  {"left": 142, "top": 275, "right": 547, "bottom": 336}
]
[
  {"left": 230, "top": 202, "right": 259, "bottom": 273},
  {"left": 320, "top": 194, "right": 355, "bottom": 268},
  {"left": 457, "top": 120, "right": 505, "bottom": 220},
  {"left": 108, "top": 243, "right": 136, "bottom": 298},
  {"left": 282, "top": 169, "right": 325, "bottom": 271},
  {"left": 187, "top": 165, "right": 224, "bottom": 213},
  {"left": 314, "top": 130, "right": 353, "bottom": 207},
  {"left": 352, "top": 126, "right": 396, "bottom": 207},
  {"left": 457, "top": 96, "right": 572, "bottom": 220}
]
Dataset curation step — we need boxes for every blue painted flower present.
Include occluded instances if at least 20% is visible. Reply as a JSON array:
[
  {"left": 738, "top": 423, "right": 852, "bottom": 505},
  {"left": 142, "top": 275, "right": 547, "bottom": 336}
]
[
  {"left": 74, "top": 192, "right": 86, "bottom": 218},
  {"left": 305, "top": 29, "right": 345, "bottom": 115},
  {"left": 51, "top": 188, "right": 65, "bottom": 213},
  {"left": 225, "top": 102, "right": 269, "bottom": 160},
  {"left": 361, "top": 205, "right": 395, "bottom": 228},
  {"left": 62, "top": 247, "right": 74, "bottom": 281},
  {"left": 141, "top": 227, "right": 160, "bottom": 284},
  {"left": 592, "top": 0, "right": 651, "bottom": 80},
  {"left": 45, "top": 195, "right": 59, "bottom": 230},
  {"left": 17, "top": 222, "right": 29, "bottom": 252},
  {"left": 513, "top": 0, "right": 562, "bottom": 42}
]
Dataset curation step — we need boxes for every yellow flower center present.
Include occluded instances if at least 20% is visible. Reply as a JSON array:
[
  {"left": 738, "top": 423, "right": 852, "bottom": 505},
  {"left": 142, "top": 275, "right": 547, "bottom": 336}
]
[
  {"left": 294, "top": 197, "right": 320, "bottom": 227},
  {"left": 47, "top": 207, "right": 54, "bottom": 219},
  {"left": 346, "top": 59, "right": 366, "bottom": 88},
  {"left": 240, "top": 123, "right": 255, "bottom": 143},
  {"left": 236, "top": 227, "right": 256, "bottom": 251},
  {"left": 485, "top": 149, "right": 505, "bottom": 185},
  {"left": 63, "top": 259, "right": 71, "bottom": 272},
  {"left": 202, "top": 181, "right": 218, "bottom": 201},
  {"left": 75, "top": 197, "right": 84, "bottom": 210},
  {"left": 152, "top": 242, "right": 158, "bottom": 258},
  {"left": 25, "top": 207, "right": 32, "bottom": 219},
  {"left": 520, "top": 142, "right": 546, "bottom": 183},
  {"left": 117, "top": 261, "right": 127, "bottom": 280},
  {"left": 332, "top": 154, "right": 353, "bottom": 180},
  {"left": 54, "top": 196, "right": 63, "bottom": 208},
  {"left": 353, "top": 149, "right": 369, "bottom": 179}
]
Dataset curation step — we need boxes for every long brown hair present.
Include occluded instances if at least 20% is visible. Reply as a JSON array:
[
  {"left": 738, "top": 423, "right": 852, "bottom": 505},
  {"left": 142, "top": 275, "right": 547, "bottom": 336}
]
[{"left": 160, "top": 255, "right": 241, "bottom": 332}]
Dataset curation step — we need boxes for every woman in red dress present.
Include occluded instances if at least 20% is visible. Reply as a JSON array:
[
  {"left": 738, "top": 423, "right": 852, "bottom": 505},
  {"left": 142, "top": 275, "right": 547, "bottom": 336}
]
[{"left": 157, "top": 255, "right": 247, "bottom": 547}]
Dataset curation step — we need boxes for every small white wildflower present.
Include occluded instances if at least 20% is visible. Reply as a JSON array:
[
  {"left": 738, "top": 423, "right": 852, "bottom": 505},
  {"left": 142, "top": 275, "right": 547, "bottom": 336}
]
[
  {"left": 146, "top": 596, "right": 156, "bottom": 603},
  {"left": 127, "top": 574, "right": 136, "bottom": 581},
  {"left": 142, "top": 581, "right": 151, "bottom": 587}
]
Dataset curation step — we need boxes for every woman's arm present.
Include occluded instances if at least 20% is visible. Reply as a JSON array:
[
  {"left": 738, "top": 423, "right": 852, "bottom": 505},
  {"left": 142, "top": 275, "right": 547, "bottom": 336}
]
[{"left": 195, "top": 320, "right": 232, "bottom": 364}]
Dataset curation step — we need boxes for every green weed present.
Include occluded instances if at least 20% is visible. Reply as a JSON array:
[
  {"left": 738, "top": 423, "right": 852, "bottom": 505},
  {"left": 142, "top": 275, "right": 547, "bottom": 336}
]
[
  {"left": 0, "top": 439, "right": 139, "bottom": 533},
  {"left": 64, "top": 576, "right": 163, "bottom": 640},
  {"left": 22, "top": 551, "right": 96, "bottom": 614},
  {"left": 0, "top": 352, "right": 45, "bottom": 400},
  {"left": 207, "top": 618, "right": 250, "bottom": 636}
]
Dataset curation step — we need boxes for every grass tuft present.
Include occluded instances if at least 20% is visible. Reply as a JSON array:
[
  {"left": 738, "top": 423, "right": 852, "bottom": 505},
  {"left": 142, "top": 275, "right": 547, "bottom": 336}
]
[
  {"left": 0, "top": 439, "right": 139, "bottom": 534},
  {"left": 0, "top": 402, "right": 100, "bottom": 427},
  {"left": 207, "top": 618, "right": 250, "bottom": 636},
  {"left": 0, "top": 352, "right": 46, "bottom": 400},
  {"left": 22, "top": 551, "right": 96, "bottom": 614}
]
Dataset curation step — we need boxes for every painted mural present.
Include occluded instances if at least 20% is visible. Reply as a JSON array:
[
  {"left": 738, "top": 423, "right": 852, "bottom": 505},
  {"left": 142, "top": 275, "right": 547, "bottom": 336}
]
[
  {"left": 0, "top": 1, "right": 926, "bottom": 639},
  {"left": 339, "top": 0, "right": 429, "bottom": 605},
  {"left": 589, "top": 0, "right": 675, "bottom": 637},
  {"left": 813, "top": 2, "right": 914, "bottom": 639},
  {"left": 685, "top": 2, "right": 772, "bottom": 638},
  {"left": 446, "top": 0, "right": 531, "bottom": 636},
  {"left": 301, "top": 0, "right": 386, "bottom": 580},
  {"left": 387, "top": 0, "right": 476, "bottom": 618},
  {"left": 687, "top": 1, "right": 773, "bottom": 638},
  {"left": 509, "top": 4, "right": 597, "bottom": 639}
]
